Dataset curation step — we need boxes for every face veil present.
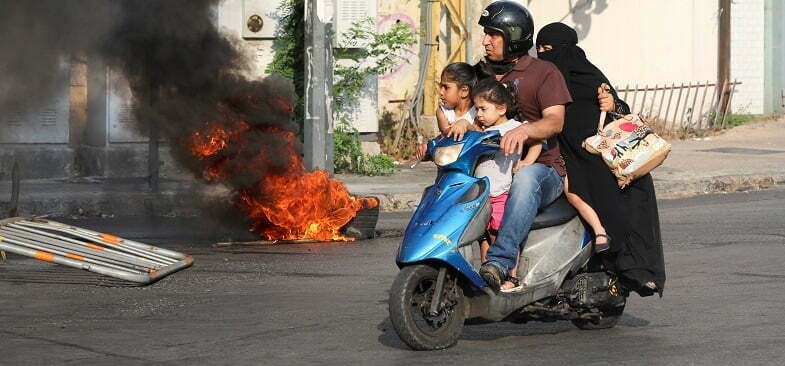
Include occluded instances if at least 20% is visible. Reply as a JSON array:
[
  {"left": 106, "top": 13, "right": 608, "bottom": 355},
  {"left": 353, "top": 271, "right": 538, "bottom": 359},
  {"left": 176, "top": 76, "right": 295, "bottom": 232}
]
[{"left": 535, "top": 22, "right": 612, "bottom": 101}]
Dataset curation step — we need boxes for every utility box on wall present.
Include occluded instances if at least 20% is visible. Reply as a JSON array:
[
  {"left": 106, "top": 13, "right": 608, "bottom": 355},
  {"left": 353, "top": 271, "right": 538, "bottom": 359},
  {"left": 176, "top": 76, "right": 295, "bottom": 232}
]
[
  {"left": 332, "top": 0, "right": 379, "bottom": 133},
  {"left": 242, "top": 0, "right": 284, "bottom": 39},
  {"left": 107, "top": 69, "right": 146, "bottom": 143},
  {"left": 0, "top": 64, "right": 70, "bottom": 144},
  {"left": 333, "top": 0, "right": 377, "bottom": 47},
  {"left": 217, "top": 0, "right": 286, "bottom": 77}
]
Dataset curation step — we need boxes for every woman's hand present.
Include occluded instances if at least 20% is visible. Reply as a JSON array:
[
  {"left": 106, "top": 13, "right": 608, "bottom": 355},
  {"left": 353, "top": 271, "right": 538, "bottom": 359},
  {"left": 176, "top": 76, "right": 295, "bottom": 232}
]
[
  {"left": 446, "top": 119, "right": 472, "bottom": 141},
  {"left": 598, "top": 83, "right": 616, "bottom": 112}
]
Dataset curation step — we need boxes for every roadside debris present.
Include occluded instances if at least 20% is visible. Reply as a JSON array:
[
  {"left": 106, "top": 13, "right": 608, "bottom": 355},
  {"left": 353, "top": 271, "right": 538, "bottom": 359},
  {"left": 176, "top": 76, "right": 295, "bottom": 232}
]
[{"left": 0, "top": 217, "right": 192, "bottom": 285}]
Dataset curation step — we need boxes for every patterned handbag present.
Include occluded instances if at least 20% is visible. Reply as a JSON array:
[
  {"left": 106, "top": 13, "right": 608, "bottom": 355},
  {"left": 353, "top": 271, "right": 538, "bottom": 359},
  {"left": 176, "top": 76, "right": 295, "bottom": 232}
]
[{"left": 582, "top": 111, "right": 671, "bottom": 188}]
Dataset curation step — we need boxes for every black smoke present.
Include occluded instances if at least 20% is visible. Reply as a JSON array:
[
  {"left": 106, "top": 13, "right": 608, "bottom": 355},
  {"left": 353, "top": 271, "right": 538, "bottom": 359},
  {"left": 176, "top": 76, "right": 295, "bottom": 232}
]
[
  {"left": 100, "top": 0, "right": 299, "bottom": 185},
  {"left": 0, "top": 0, "right": 114, "bottom": 113},
  {"left": 0, "top": 0, "right": 299, "bottom": 187}
]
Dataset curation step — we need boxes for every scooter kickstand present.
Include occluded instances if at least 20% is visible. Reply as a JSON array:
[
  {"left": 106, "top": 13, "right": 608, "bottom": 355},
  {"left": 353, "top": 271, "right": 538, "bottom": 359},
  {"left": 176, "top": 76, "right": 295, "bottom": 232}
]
[{"left": 429, "top": 267, "right": 448, "bottom": 316}]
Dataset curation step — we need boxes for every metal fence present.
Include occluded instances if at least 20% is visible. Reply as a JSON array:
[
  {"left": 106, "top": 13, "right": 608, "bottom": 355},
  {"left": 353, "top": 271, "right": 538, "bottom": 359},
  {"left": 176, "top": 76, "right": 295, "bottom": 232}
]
[{"left": 616, "top": 80, "right": 741, "bottom": 131}]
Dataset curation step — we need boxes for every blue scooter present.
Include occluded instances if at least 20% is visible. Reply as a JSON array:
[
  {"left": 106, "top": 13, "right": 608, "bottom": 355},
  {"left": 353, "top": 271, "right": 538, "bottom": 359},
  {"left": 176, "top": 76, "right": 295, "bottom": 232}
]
[{"left": 389, "top": 131, "right": 627, "bottom": 350}]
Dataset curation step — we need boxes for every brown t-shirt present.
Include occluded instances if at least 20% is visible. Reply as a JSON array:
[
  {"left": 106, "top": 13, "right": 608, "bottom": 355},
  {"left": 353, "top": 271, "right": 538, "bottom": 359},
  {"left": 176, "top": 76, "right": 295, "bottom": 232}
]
[{"left": 499, "top": 56, "right": 572, "bottom": 176}]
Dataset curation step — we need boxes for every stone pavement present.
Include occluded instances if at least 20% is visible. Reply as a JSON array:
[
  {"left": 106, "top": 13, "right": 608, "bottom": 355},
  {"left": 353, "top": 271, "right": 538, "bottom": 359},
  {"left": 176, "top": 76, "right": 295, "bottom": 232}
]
[{"left": 1, "top": 118, "right": 784, "bottom": 216}]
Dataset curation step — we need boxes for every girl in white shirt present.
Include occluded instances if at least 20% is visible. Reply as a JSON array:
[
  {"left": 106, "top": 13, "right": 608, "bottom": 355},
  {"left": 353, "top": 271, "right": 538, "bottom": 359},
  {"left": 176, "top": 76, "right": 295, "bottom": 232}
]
[
  {"left": 415, "top": 63, "right": 481, "bottom": 160},
  {"left": 436, "top": 62, "right": 478, "bottom": 134}
]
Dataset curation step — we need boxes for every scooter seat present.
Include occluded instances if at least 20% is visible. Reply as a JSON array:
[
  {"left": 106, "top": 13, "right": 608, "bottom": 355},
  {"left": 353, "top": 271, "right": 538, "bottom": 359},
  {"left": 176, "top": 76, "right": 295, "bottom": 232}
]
[{"left": 531, "top": 195, "right": 578, "bottom": 230}]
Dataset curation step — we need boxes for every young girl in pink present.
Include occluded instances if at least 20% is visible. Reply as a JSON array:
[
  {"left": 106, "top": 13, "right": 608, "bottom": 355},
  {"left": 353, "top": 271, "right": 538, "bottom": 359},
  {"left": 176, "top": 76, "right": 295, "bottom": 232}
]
[{"left": 472, "top": 78, "right": 543, "bottom": 291}]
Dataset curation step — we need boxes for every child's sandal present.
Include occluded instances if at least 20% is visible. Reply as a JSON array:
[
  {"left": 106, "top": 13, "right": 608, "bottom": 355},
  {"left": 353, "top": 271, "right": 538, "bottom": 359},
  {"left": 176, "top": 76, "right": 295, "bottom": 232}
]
[{"left": 593, "top": 234, "right": 611, "bottom": 253}]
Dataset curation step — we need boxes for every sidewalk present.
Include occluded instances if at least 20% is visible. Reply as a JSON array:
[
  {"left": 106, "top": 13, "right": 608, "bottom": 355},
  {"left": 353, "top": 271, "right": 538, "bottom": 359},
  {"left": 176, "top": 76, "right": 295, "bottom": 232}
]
[
  {"left": 341, "top": 117, "right": 785, "bottom": 211},
  {"left": 1, "top": 118, "right": 784, "bottom": 216}
]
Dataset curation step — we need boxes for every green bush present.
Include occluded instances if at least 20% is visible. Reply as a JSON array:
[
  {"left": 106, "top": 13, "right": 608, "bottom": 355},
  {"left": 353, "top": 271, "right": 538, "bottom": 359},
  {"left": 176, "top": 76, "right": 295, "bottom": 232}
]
[
  {"left": 722, "top": 113, "right": 762, "bottom": 128},
  {"left": 266, "top": 0, "right": 305, "bottom": 133},
  {"left": 330, "top": 18, "right": 414, "bottom": 175},
  {"left": 333, "top": 118, "right": 395, "bottom": 176},
  {"left": 267, "top": 6, "right": 414, "bottom": 175}
]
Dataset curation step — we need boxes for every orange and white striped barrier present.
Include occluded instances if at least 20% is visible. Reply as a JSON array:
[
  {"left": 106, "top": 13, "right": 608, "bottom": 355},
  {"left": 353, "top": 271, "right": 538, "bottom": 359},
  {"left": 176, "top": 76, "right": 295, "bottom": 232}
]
[{"left": 0, "top": 217, "right": 193, "bottom": 284}]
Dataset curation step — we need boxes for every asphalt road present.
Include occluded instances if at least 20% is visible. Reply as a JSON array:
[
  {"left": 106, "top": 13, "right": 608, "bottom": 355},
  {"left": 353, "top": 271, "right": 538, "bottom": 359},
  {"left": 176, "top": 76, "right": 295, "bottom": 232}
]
[{"left": 2, "top": 188, "right": 785, "bottom": 365}]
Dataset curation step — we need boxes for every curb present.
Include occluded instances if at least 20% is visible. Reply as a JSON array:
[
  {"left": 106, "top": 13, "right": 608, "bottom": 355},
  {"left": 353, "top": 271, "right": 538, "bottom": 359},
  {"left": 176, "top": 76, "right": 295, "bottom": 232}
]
[
  {"left": 655, "top": 174, "right": 785, "bottom": 200},
  {"left": 364, "top": 193, "right": 422, "bottom": 212}
]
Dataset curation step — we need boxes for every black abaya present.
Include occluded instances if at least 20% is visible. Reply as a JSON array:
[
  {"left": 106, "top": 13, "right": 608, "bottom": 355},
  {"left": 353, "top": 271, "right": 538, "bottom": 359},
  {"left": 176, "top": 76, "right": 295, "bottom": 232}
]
[{"left": 537, "top": 23, "right": 666, "bottom": 295}]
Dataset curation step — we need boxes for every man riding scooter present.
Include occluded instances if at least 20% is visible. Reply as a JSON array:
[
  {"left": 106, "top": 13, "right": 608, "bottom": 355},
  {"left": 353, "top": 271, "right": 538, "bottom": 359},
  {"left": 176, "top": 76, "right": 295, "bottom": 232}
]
[
  {"left": 389, "top": 2, "right": 636, "bottom": 350},
  {"left": 452, "top": 1, "right": 656, "bottom": 293},
  {"left": 461, "top": 1, "right": 573, "bottom": 291}
]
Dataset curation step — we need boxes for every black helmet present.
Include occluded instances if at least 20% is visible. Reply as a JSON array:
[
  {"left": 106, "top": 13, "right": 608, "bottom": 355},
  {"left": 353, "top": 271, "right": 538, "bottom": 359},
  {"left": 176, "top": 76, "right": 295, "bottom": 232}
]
[{"left": 478, "top": 1, "right": 535, "bottom": 58}]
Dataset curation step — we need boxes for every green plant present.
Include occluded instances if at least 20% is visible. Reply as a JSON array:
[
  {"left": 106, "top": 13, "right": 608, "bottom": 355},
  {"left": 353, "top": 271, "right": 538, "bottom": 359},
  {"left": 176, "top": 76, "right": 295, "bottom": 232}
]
[
  {"left": 721, "top": 113, "right": 762, "bottom": 128},
  {"left": 331, "top": 18, "right": 415, "bottom": 175},
  {"left": 333, "top": 118, "right": 395, "bottom": 176},
  {"left": 266, "top": 0, "right": 305, "bottom": 132},
  {"left": 333, "top": 19, "right": 417, "bottom": 111},
  {"left": 266, "top": 9, "right": 415, "bottom": 175}
]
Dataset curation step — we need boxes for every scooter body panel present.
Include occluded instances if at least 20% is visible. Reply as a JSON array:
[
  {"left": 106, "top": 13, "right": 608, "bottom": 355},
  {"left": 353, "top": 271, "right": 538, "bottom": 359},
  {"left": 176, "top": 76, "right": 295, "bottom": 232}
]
[
  {"left": 396, "top": 172, "right": 491, "bottom": 289},
  {"left": 518, "top": 217, "right": 592, "bottom": 296}
]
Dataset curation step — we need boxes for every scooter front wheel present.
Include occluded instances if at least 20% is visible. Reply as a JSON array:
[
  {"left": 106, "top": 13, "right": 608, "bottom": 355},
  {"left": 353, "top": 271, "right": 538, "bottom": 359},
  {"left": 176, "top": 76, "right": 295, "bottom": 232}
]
[{"left": 389, "top": 264, "right": 465, "bottom": 350}]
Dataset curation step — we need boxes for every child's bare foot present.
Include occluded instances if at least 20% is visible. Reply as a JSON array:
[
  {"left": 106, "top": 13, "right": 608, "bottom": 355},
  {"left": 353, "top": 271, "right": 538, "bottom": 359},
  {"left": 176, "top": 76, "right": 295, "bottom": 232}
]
[{"left": 500, "top": 276, "right": 521, "bottom": 291}]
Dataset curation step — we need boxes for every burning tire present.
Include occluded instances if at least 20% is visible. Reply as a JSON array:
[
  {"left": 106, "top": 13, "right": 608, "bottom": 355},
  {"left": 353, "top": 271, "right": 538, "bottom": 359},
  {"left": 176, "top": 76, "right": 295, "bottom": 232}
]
[{"left": 389, "top": 264, "right": 465, "bottom": 350}]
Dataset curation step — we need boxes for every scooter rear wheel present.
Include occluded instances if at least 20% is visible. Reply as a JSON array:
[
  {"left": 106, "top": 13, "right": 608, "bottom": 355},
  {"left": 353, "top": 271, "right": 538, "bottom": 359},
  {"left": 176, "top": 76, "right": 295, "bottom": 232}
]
[{"left": 389, "top": 264, "right": 465, "bottom": 350}]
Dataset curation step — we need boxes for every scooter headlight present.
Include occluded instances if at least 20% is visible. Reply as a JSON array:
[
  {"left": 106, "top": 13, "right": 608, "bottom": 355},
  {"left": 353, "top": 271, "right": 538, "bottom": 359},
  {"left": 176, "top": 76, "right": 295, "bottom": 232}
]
[{"left": 433, "top": 143, "right": 464, "bottom": 166}]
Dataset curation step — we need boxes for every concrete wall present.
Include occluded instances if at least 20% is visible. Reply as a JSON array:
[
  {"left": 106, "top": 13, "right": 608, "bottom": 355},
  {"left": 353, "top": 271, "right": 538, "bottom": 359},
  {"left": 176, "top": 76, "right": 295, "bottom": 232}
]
[
  {"left": 467, "top": 1, "right": 777, "bottom": 116},
  {"left": 523, "top": 0, "right": 718, "bottom": 88},
  {"left": 0, "top": 0, "right": 285, "bottom": 181},
  {"left": 764, "top": 0, "right": 784, "bottom": 114},
  {"left": 376, "top": 2, "right": 421, "bottom": 125},
  {"left": 732, "top": 0, "right": 765, "bottom": 114}
]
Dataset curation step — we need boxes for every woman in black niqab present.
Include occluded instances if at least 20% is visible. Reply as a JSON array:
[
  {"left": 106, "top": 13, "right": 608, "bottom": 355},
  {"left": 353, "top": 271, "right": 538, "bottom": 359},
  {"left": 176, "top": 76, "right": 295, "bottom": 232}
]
[{"left": 537, "top": 22, "right": 666, "bottom": 296}]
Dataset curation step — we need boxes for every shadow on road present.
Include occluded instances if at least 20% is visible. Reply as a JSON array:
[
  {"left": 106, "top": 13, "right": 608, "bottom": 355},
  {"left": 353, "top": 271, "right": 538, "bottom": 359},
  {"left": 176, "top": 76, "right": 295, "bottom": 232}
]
[
  {"left": 377, "top": 317, "right": 411, "bottom": 350},
  {"left": 376, "top": 312, "right": 654, "bottom": 351}
]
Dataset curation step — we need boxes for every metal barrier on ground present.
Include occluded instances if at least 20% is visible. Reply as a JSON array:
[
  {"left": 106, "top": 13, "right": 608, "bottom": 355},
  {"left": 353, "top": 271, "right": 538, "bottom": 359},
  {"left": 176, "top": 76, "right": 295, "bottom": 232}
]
[{"left": 0, "top": 217, "right": 193, "bottom": 285}]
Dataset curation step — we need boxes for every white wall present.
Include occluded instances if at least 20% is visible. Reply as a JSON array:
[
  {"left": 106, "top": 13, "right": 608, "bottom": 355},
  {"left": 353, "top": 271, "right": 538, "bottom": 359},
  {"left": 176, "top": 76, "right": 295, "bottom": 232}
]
[
  {"left": 522, "top": 0, "right": 718, "bottom": 89},
  {"left": 731, "top": 0, "right": 765, "bottom": 114}
]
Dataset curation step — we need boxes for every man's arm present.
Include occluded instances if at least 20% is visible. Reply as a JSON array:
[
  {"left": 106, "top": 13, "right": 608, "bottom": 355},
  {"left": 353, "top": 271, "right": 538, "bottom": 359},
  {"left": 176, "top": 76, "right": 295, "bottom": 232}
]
[{"left": 500, "top": 104, "right": 565, "bottom": 156}]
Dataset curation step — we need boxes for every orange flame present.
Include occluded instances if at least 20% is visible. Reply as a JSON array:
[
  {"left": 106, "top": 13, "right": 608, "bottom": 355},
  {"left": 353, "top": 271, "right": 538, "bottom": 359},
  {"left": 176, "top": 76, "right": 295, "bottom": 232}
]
[
  {"left": 187, "top": 121, "right": 250, "bottom": 160},
  {"left": 185, "top": 117, "right": 377, "bottom": 242}
]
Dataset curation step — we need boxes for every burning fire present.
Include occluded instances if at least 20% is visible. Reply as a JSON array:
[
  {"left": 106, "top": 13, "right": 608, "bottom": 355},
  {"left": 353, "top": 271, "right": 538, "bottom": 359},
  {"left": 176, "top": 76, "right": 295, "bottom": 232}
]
[{"left": 185, "top": 105, "right": 377, "bottom": 242}]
